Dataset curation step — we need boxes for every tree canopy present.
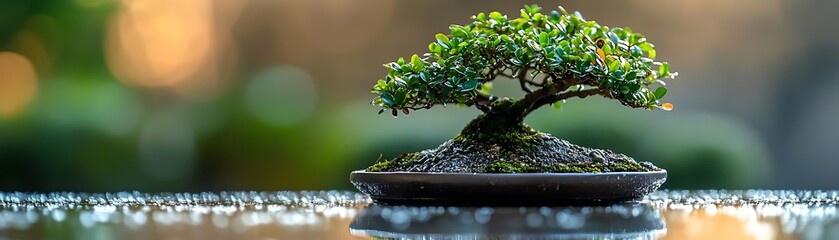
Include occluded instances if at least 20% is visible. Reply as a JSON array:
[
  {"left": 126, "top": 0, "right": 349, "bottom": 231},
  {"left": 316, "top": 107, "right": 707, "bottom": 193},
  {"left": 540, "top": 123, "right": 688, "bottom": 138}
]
[{"left": 371, "top": 4, "right": 676, "bottom": 118}]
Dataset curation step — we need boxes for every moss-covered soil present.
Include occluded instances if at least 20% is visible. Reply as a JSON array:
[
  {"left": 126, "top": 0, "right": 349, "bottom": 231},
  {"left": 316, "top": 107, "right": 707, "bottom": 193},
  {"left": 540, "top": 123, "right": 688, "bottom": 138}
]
[{"left": 367, "top": 115, "right": 661, "bottom": 173}]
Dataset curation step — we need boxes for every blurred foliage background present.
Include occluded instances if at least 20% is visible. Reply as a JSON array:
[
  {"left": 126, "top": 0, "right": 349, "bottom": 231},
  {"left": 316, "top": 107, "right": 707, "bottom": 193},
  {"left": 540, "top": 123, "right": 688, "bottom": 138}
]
[{"left": 0, "top": 0, "right": 836, "bottom": 191}]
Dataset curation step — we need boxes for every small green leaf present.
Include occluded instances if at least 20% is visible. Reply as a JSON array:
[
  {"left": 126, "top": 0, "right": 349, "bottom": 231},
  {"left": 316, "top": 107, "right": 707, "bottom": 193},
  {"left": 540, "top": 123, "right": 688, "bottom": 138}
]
[
  {"left": 628, "top": 83, "right": 641, "bottom": 92},
  {"left": 428, "top": 42, "right": 440, "bottom": 54},
  {"left": 611, "top": 70, "right": 624, "bottom": 79},
  {"left": 500, "top": 35, "right": 512, "bottom": 43},
  {"left": 380, "top": 92, "right": 395, "bottom": 106},
  {"left": 394, "top": 92, "right": 406, "bottom": 105},
  {"left": 638, "top": 42, "right": 654, "bottom": 51},
  {"left": 489, "top": 11, "right": 504, "bottom": 21},
  {"left": 553, "top": 101, "right": 562, "bottom": 110},
  {"left": 451, "top": 26, "right": 467, "bottom": 38},
  {"left": 562, "top": 55, "right": 581, "bottom": 61},
  {"left": 394, "top": 77, "right": 407, "bottom": 86},
  {"left": 460, "top": 80, "right": 479, "bottom": 92},
  {"left": 654, "top": 86, "right": 667, "bottom": 99},
  {"left": 625, "top": 71, "right": 637, "bottom": 80},
  {"left": 549, "top": 10, "right": 561, "bottom": 21},
  {"left": 520, "top": 10, "right": 530, "bottom": 19},
  {"left": 510, "top": 18, "right": 529, "bottom": 28},
  {"left": 658, "top": 62, "right": 670, "bottom": 78},
  {"left": 411, "top": 54, "right": 424, "bottom": 69},
  {"left": 630, "top": 45, "right": 642, "bottom": 57},
  {"left": 602, "top": 43, "right": 612, "bottom": 55},
  {"left": 479, "top": 82, "right": 493, "bottom": 95},
  {"left": 524, "top": 4, "right": 540, "bottom": 14},
  {"left": 529, "top": 4, "right": 540, "bottom": 13},
  {"left": 514, "top": 48, "right": 524, "bottom": 58},
  {"left": 476, "top": 12, "right": 486, "bottom": 21},
  {"left": 612, "top": 28, "right": 627, "bottom": 38},
  {"left": 608, "top": 59, "right": 621, "bottom": 72},
  {"left": 539, "top": 32, "right": 548, "bottom": 45},
  {"left": 607, "top": 32, "right": 620, "bottom": 44},
  {"left": 435, "top": 33, "right": 450, "bottom": 47}
]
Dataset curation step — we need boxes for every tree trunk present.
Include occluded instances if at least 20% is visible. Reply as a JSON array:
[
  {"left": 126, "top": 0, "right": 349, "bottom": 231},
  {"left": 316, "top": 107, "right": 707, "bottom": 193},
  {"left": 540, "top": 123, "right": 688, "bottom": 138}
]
[{"left": 459, "top": 99, "right": 531, "bottom": 138}]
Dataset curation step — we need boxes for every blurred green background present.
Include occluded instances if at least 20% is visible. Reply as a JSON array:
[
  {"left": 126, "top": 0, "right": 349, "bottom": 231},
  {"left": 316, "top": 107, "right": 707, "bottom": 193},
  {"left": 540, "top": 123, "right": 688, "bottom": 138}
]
[{"left": 1, "top": 0, "right": 836, "bottom": 191}]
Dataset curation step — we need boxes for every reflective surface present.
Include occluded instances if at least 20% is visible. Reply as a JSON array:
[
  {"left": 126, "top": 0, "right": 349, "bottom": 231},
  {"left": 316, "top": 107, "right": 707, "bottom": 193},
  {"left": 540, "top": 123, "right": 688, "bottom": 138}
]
[
  {"left": 351, "top": 204, "right": 666, "bottom": 239},
  {"left": 2, "top": 190, "right": 839, "bottom": 239}
]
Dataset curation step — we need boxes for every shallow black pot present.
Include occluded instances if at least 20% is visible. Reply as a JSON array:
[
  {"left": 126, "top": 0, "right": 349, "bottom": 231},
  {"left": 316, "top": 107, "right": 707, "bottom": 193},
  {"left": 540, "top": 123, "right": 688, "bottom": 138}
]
[{"left": 350, "top": 170, "right": 667, "bottom": 205}]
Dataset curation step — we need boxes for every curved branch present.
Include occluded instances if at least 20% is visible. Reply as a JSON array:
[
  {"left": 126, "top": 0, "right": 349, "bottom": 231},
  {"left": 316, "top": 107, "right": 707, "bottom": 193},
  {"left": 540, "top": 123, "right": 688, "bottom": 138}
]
[
  {"left": 525, "top": 88, "right": 608, "bottom": 115},
  {"left": 550, "top": 88, "right": 608, "bottom": 104},
  {"left": 492, "top": 68, "right": 545, "bottom": 88},
  {"left": 517, "top": 68, "right": 533, "bottom": 93},
  {"left": 519, "top": 79, "right": 533, "bottom": 93}
]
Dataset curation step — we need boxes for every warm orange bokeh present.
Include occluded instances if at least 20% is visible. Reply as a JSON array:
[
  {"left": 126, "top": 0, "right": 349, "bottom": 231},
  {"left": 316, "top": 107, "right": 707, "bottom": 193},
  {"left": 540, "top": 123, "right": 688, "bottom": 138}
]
[
  {"left": 105, "top": 0, "right": 241, "bottom": 100},
  {"left": 661, "top": 205, "right": 787, "bottom": 240},
  {"left": 0, "top": 52, "right": 38, "bottom": 118}
]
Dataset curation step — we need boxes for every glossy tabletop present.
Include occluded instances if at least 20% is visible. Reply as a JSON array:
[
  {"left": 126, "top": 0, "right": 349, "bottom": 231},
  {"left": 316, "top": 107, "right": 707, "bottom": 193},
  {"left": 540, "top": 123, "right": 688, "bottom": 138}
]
[{"left": 1, "top": 190, "right": 838, "bottom": 239}]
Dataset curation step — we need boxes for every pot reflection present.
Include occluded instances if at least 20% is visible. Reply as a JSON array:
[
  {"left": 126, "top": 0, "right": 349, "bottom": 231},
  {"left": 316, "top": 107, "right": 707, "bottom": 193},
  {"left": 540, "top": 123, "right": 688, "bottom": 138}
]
[{"left": 350, "top": 203, "right": 665, "bottom": 239}]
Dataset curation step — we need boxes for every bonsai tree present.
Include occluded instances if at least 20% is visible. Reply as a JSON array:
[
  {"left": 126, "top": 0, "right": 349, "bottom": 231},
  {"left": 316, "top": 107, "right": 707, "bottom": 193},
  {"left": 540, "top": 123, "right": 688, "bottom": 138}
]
[{"left": 368, "top": 5, "right": 677, "bottom": 173}]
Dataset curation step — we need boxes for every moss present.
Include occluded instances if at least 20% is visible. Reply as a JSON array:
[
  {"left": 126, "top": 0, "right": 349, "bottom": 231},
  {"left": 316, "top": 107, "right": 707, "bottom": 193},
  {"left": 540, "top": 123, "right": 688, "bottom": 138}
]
[
  {"left": 366, "top": 152, "right": 422, "bottom": 172},
  {"left": 366, "top": 109, "right": 660, "bottom": 173},
  {"left": 455, "top": 113, "right": 539, "bottom": 150},
  {"left": 485, "top": 161, "right": 538, "bottom": 173},
  {"left": 484, "top": 160, "right": 651, "bottom": 173},
  {"left": 547, "top": 164, "right": 597, "bottom": 173}
]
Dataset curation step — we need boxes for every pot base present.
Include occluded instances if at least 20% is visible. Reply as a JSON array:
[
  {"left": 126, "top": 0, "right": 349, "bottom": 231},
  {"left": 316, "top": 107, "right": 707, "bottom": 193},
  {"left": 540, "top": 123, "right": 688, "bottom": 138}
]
[{"left": 350, "top": 170, "right": 667, "bottom": 205}]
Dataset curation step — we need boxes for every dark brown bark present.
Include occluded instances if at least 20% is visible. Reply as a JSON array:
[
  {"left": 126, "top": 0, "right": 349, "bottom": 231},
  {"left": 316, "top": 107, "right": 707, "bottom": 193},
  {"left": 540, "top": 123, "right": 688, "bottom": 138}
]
[{"left": 474, "top": 78, "right": 606, "bottom": 129}]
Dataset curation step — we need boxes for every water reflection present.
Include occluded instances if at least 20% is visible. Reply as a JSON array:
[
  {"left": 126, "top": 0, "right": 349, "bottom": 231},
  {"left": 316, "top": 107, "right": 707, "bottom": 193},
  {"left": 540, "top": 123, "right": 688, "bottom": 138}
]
[
  {"left": 350, "top": 204, "right": 666, "bottom": 239},
  {"left": 0, "top": 191, "right": 369, "bottom": 239},
  {"left": 648, "top": 190, "right": 839, "bottom": 239},
  {"left": 2, "top": 190, "right": 839, "bottom": 239}
]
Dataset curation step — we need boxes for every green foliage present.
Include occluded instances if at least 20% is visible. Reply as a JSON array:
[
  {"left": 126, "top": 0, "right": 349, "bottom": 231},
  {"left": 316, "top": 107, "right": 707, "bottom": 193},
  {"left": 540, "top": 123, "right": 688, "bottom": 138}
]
[{"left": 372, "top": 4, "right": 676, "bottom": 116}]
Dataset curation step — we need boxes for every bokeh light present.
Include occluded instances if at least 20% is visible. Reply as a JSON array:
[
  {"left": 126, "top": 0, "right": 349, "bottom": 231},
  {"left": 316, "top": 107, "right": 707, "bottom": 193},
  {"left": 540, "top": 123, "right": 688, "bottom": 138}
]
[
  {"left": 106, "top": 0, "right": 217, "bottom": 89},
  {"left": 0, "top": 52, "right": 38, "bottom": 119}
]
